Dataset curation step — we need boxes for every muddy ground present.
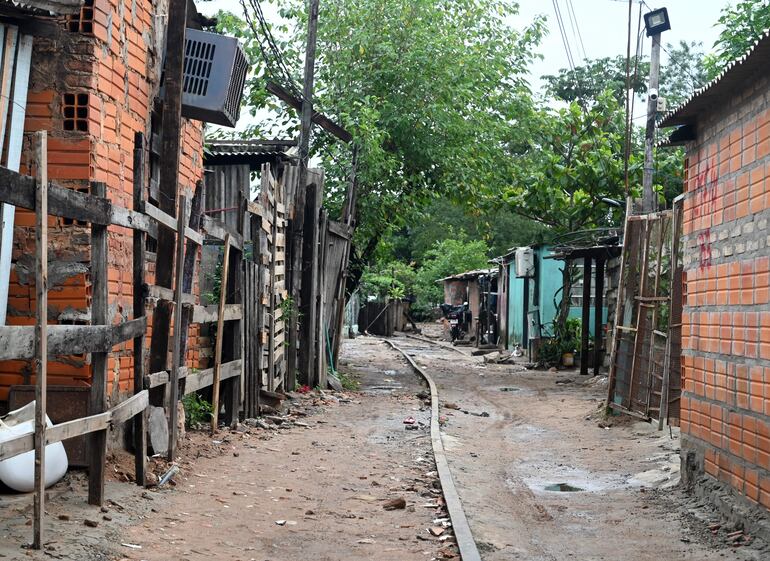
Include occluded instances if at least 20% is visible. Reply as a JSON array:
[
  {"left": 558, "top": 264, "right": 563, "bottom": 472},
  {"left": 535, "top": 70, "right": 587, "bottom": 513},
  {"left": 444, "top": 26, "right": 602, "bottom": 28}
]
[{"left": 0, "top": 327, "right": 767, "bottom": 560}]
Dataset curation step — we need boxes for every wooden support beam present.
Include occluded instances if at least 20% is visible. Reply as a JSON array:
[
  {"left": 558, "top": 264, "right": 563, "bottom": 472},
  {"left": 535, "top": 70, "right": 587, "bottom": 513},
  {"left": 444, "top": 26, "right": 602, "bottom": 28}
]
[
  {"left": 265, "top": 81, "right": 352, "bottom": 144},
  {"left": 210, "top": 234, "right": 231, "bottom": 431},
  {"left": 167, "top": 196, "right": 187, "bottom": 460},
  {"left": 144, "top": 201, "right": 203, "bottom": 245},
  {"left": 148, "top": 0, "right": 187, "bottom": 405},
  {"left": 88, "top": 180, "right": 108, "bottom": 507},
  {"left": 132, "top": 132, "right": 147, "bottom": 487},
  {"left": 145, "top": 284, "right": 195, "bottom": 305},
  {"left": 0, "top": 319, "right": 147, "bottom": 360},
  {"left": 32, "top": 131, "right": 47, "bottom": 550}
]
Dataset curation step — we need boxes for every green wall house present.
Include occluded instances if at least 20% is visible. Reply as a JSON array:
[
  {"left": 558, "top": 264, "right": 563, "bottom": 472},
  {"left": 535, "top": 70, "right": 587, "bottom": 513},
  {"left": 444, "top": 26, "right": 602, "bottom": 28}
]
[{"left": 499, "top": 245, "right": 608, "bottom": 351}]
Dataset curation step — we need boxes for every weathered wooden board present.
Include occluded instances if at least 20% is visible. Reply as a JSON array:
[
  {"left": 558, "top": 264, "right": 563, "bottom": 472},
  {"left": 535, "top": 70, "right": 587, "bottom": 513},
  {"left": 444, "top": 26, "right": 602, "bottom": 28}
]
[
  {"left": 191, "top": 303, "right": 243, "bottom": 324},
  {"left": 184, "top": 360, "right": 242, "bottom": 395},
  {"left": 201, "top": 215, "right": 244, "bottom": 249},
  {"left": 0, "top": 318, "right": 146, "bottom": 360}
]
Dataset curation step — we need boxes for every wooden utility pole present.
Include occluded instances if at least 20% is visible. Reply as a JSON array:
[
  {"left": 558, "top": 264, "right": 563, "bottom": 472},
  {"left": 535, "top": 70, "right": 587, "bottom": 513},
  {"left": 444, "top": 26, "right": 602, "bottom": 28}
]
[
  {"left": 32, "top": 131, "right": 47, "bottom": 549},
  {"left": 642, "top": 33, "right": 661, "bottom": 213},
  {"left": 149, "top": 0, "right": 187, "bottom": 389},
  {"left": 290, "top": 0, "right": 320, "bottom": 386}
]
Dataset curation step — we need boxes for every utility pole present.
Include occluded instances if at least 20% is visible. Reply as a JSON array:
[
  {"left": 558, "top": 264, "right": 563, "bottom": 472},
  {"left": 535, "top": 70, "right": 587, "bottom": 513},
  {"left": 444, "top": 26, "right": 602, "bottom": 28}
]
[
  {"left": 642, "top": 33, "right": 661, "bottom": 213},
  {"left": 641, "top": 7, "right": 670, "bottom": 213},
  {"left": 288, "top": 0, "right": 320, "bottom": 387}
]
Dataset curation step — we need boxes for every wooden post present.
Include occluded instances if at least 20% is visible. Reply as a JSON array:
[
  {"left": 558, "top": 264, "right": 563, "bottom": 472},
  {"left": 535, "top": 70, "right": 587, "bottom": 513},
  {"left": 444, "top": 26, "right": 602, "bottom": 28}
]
[
  {"left": 593, "top": 258, "right": 605, "bottom": 377},
  {"left": 148, "top": 0, "right": 187, "bottom": 391},
  {"left": 210, "top": 235, "right": 231, "bottom": 431},
  {"left": 132, "top": 132, "right": 147, "bottom": 486},
  {"left": 168, "top": 196, "right": 187, "bottom": 460},
  {"left": 88, "top": 180, "right": 108, "bottom": 506},
  {"left": 179, "top": 181, "right": 204, "bottom": 378},
  {"left": 268, "top": 192, "right": 277, "bottom": 390},
  {"left": 580, "top": 257, "right": 591, "bottom": 376},
  {"left": 32, "top": 131, "right": 47, "bottom": 549},
  {"left": 299, "top": 178, "right": 321, "bottom": 385}
]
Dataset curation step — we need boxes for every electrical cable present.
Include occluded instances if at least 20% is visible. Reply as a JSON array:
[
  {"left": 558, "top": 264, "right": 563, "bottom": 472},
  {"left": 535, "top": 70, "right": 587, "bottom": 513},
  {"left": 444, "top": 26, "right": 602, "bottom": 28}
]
[
  {"left": 552, "top": 0, "right": 576, "bottom": 71},
  {"left": 565, "top": 0, "right": 587, "bottom": 62}
]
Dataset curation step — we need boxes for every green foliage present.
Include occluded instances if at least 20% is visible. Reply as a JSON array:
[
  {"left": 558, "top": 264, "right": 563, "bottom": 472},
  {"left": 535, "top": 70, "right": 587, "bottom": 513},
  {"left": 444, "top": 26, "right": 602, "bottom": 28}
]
[
  {"left": 335, "top": 369, "right": 360, "bottom": 391},
  {"left": 413, "top": 236, "right": 491, "bottom": 313},
  {"left": 704, "top": 0, "right": 770, "bottom": 80},
  {"left": 542, "top": 55, "right": 649, "bottom": 106},
  {"left": 504, "top": 90, "right": 630, "bottom": 236},
  {"left": 202, "top": 257, "right": 224, "bottom": 305},
  {"left": 660, "top": 41, "right": 709, "bottom": 107},
  {"left": 359, "top": 261, "right": 417, "bottom": 302},
  {"left": 182, "top": 393, "right": 213, "bottom": 429},
  {"left": 229, "top": 0, "right": 546, "bottom": 286}
]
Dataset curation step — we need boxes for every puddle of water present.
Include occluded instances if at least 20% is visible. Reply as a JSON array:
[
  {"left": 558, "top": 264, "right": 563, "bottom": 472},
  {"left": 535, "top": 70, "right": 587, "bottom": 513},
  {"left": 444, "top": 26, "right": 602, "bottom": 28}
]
[{"left": 544, "top": 483, "right": 584, "bottom": 492}]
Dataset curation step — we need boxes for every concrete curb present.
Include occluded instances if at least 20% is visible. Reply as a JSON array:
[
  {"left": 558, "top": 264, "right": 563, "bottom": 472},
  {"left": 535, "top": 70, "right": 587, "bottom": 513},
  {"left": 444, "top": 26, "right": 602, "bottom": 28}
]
[{"left": 383, "top": 338, "right": 482, "bottom": 561}]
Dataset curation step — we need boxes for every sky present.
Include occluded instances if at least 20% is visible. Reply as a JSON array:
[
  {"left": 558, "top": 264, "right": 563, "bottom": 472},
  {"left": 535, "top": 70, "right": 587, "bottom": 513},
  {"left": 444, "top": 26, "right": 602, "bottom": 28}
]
[{"left": 198, "top": 0, "right": 731, "bottom": 125}]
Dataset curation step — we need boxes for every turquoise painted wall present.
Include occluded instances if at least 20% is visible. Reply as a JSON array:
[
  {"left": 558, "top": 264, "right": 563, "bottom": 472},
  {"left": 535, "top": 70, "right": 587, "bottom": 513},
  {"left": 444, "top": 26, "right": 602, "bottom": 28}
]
[{"left": 505, "top": 246, "right": 608, "bottom": 348}]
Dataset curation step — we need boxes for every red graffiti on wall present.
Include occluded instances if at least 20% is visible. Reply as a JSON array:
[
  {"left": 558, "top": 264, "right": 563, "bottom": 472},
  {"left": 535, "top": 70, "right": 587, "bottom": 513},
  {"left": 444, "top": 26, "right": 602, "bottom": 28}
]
[
  {"left": 692, "top": 159, "right": 718, "bottom": 271},
  {"left": 692, "top": 159, "right": 719, "bottom": 219}
]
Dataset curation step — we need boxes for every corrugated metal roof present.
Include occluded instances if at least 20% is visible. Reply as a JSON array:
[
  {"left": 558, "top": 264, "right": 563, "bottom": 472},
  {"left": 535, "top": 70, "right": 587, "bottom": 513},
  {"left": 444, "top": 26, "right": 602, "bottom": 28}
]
[
  {"left": 204, "top": 139, "right": 297, "bottom": 168},
  {"left": 659, "top": 29, "right": 770, "bottom": 128},
  {"left": 439, "top": 268, "right": 497, "bottom": 282},
  {"left": 0, "top": 0, "right": 83, "bottom": 14}
]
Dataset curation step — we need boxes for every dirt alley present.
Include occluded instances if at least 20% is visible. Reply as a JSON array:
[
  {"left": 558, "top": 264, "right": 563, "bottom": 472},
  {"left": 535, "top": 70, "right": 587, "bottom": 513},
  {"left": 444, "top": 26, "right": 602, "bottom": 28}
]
[{"left": 1, "top": 330, "right": 769, "bottom": 560}]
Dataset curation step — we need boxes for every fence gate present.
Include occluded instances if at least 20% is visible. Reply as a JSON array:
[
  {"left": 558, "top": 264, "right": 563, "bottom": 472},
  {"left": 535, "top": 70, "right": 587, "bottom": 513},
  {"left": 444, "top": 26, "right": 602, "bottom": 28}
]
[{"left": 607, "top": 208, "right": 681, "bottom": 425}]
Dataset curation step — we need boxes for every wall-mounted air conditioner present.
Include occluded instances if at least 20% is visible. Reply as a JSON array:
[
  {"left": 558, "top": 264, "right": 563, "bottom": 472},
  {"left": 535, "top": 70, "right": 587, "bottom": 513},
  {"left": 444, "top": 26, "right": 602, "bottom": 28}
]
[{"left": 181, "top": 29, "right": 248, "bottom": 128}]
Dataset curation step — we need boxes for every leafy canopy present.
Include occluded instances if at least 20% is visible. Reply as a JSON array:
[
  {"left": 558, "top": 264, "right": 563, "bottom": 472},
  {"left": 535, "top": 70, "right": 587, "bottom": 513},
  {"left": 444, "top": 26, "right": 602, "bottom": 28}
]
[{"left": 704, "top": 0, "right": 770, "bottom": 80}]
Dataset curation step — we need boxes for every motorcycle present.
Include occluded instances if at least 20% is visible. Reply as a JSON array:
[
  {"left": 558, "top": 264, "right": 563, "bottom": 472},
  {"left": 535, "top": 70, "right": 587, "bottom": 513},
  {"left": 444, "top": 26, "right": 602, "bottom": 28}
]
[{"left": 440, "top": 302, "right": 472, "bottom": 342}]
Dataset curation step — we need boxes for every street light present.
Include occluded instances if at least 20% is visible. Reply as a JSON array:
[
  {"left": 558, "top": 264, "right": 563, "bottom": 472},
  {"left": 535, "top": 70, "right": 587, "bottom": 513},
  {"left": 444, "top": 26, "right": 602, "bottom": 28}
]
[
  {"left": 644, "top": 8, "right": 671, "bottom": 37},
  {"left": 640, "top": 7, "right": 670, "bottom": 213}
]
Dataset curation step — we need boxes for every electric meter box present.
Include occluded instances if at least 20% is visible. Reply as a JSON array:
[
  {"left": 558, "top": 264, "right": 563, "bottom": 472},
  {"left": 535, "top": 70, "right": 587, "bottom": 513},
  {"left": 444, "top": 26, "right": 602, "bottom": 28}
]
[{"left": 514, "top": 247, "right": 535, "bottom": 278}]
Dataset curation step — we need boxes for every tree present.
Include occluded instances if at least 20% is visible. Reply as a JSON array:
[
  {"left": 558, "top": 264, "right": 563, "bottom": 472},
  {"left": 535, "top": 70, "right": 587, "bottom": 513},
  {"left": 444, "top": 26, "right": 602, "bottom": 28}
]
[
  {"left": 503, "top": 90, "right": 631, "bottom": 329},
  {"left": 659, "top": 41, "right": 708, "bottom": 106},
  {"left": 413, "top": 237, "right": 491, "bottom": 314},
  {"left": 542, "top": 55, "right": 648, "bottom": 106},
  {"left": 226, "top": 0, "right": 546, "bottom": 294},
  {"left": 704, "top": 0, "right": 770, "bottom": 79}
]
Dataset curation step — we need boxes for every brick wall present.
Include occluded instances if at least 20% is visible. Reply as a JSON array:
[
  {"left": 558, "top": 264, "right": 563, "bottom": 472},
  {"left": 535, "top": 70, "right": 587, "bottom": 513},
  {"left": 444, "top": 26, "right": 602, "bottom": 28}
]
[
  {"left": 0, "top": 0, "right": 205, "bottom": 403},
  {"left": 681, "top": 73, "right": 770, "bottom": 511}
]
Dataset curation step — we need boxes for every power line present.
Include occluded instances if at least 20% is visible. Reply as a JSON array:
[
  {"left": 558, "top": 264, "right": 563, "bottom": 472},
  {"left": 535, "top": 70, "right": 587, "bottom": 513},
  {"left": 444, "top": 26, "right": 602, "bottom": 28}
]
[
  {"left": 565, "top": 0, "right": 587, "bottom": 61},
  {"left": 552, "top": 0, "right": 576, "bottom": 71}
]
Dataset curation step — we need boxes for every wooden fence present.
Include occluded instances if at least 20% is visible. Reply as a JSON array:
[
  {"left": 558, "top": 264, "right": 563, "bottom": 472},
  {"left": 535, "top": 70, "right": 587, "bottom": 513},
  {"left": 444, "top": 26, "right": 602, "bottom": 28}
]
[{"left": 0, "top": 132, "right": 354, "bottom": 548}]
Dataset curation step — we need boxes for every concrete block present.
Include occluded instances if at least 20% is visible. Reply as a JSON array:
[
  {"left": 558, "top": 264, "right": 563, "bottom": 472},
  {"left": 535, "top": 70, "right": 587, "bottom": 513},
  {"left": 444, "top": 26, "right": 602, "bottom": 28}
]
[
  {"left": 736, "top": 242, "right": 746, "bottom": 254},
  {"left": 724, "top": 246, "right": 734, "bottom": 257},
  {"left": 744, "top": 222, "right": 756, "bottom": 234}
]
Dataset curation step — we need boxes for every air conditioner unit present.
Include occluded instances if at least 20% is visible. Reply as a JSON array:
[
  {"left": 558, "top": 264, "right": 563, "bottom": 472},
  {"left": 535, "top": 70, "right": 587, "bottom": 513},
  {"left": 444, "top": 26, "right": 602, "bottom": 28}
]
[
  {"left": 181, "top": 29, "right": 248, "bottom": 128},
  {"left": 514, "top": 247, "right": 535, "bottom": 278}
]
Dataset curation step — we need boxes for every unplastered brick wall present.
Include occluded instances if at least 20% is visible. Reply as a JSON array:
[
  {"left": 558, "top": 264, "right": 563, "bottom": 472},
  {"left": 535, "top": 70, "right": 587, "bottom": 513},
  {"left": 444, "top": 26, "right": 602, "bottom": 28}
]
[
  {"left": 680, "top": 72, "right": 770, "bottom": 512},
  {"left": 0, "top": 0, "right": 204, "bottom": 404}
]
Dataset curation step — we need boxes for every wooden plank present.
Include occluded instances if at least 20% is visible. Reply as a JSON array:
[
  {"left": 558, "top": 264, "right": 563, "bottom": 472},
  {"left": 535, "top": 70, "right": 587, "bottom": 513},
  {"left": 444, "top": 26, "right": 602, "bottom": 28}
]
[
  {"left": 145, "top": 284, "right": 195, "bottom": 305},
  {"left": 110, "top": 390, "right": 149, "bottom": 425},
  {"left": 191, "top": 303, "right": 242, "bottom": 324},
  {"left": 88, "top": 180, "right": 108, "bottom": 507},
  {"left": 32, "top": 131, "right": 47, "bottom": 550},
  {"left": 201, "top": 215, "right": 243, "bottom": 249},
  {"left": 132, "top": 132, "right": 147, "bottom": 487},
  {"left": 0, "top": 391, "right": 148, "bottom": 463},
  {"left": 144, "top": 367, "right": 188, "bottom": 389},
  {"left": 184, "top": 360, "right": 242, "bottom": 395},
  {"left": 268, "top": 186, "right": 277, "bottom": 391},
  {"left": 247, "top": 201, "right": 264, "bottom": 217},
  {"left": 0, "top": 318, "right": 147, "bottom": 360},
  {"left": 327, "top": 220, "right": 352, "bottom": 240},
  {"left": 210, "top": 234, "right": 231, "bottom": 431},
  {"left": 168, "top": 196, "right": 187, "bottom": 460},
  {"left": 144, "top": 201, "right": 203, "bottom": 246}
]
